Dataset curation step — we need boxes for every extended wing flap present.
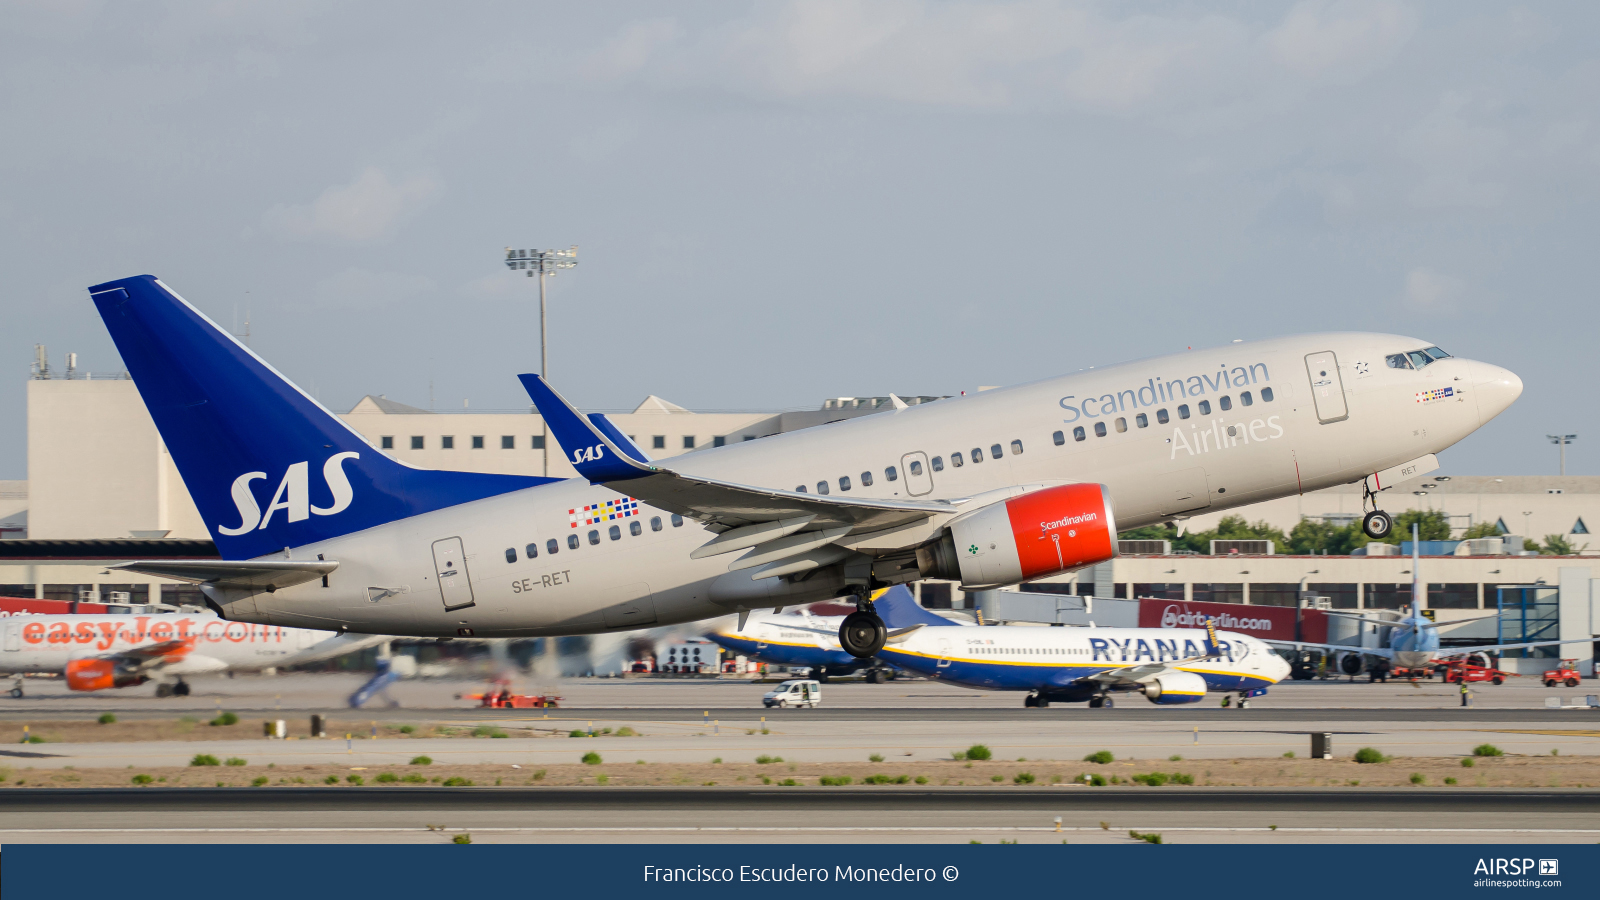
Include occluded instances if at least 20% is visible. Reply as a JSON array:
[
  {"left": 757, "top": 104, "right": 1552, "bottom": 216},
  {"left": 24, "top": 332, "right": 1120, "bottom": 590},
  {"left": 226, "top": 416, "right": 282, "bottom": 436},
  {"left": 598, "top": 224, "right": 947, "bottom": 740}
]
[{"left": 110, "top": 559, "right": 337, "bottom": 591}]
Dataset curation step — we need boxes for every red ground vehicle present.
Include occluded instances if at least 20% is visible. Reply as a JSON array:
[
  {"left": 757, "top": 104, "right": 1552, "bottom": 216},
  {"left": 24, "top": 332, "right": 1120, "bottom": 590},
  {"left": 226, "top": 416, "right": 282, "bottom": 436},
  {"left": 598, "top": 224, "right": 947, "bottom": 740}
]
[
  {"left": 458, "top": 680, "right": 562, "bottom": 708},
  {"left": 1543, "top": 660, "right": 1582, "bottom": 688},
  {"left": 1439, "top": 658, "right": 1514, "bottom": 685}
]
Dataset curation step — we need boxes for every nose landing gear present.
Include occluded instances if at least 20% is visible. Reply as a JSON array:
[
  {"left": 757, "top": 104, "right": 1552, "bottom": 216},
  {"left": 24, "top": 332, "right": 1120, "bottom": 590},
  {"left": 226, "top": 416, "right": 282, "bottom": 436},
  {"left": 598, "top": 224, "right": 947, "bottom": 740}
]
[{"left": 1362, "top": 509, "right": 1393, "bottom": 540}]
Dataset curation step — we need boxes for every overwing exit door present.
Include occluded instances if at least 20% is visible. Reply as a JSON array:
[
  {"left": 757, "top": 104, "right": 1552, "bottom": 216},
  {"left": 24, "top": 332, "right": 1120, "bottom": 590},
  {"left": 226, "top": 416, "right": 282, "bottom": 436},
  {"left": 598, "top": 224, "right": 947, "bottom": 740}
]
[
  {"left": 1304, "top": 351, "right": 1349, "bottom": 424},
  {"left": 431, "top": 537, "right": 476, "bottom": 611},
  {"left": 901, "top": 452, "right": 934, "bottom": 496}
]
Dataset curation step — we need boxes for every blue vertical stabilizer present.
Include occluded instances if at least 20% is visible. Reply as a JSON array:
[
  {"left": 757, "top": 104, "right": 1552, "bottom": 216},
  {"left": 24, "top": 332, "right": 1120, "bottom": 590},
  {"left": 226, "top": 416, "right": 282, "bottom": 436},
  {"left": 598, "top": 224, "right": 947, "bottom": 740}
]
[{"left": 90, "top": 275, "right": 555, "bottom": 560}]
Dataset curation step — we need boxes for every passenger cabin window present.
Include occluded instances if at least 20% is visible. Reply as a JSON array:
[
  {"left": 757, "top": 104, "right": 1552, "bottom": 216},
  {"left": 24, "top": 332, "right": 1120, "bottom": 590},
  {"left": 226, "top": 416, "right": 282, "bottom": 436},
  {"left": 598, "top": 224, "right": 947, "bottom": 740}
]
[
  {"left": 630, "top": 520, "right": 641, "bottom": 536},
  {"left": 609, "top": 525, "right": 621, "bottom": 541},
  {"left": 588, "top": 529, "right": 600, "bottom": 545},
  {"left": 567, "top": 534, "right": 579, "bottom": 550},
  {"left": 1157, "top": 408, "right": 1170, "bottom": 424},
  {"left": 951, "top": 452, "right": 964, "bottom": 467},
  {"left": 861, "top": 470, "right": 874, "bottom": 486},
  {"left": 971, "top": 447, "right": 984, "bottom": 463},
  {"left": 885, "top": 466, "right": 898, "bottom": 482},
  {"left": 1114, "top": 418, "right": 1127, "bottom": 433},
  {"left": 1198, "top": 400, "right": 1212, "bottom": 415},
  {"left": 796, "top": 485, "right": 807, "bottom": 492},
  {"left": 1073, "top": 426, "right": 1086, "bottom": 441},
  {"left": 1052, "top": 430, "right": 1065, "bottom": 446},
  {"left": 1135, "top": 413, "right": 1148, "bottom": 428},
  {"left": 990, "top": 443, "right": 1002, "bottom": 459},
  {"left": 1178, "top": 404, "right": 1191, "bottom": 419},
  {"left": 1219, "top": 395, "right": 1232, "bottom": 411},
  {"left": 908, "top": 460, "right": 923, "bottom": 476},
  {"left": 671, "top": 514, "right": 683, "bottom": 527},
  {"left": 505, "top": 548, "right": 517, "bottom": 563},
  {"left": 1010, "top": 439, "right": 1022, "bottom": 455},
  {"left": 1240, "top": 391, "right": 1253, "bottom": 406},
  {"left": 817, "top": 481, "right": 830, "bottom": 494},
  {"left": 651, "top": 516, "right": 662, "bottom": 532},
  {"left": 1261, "top": 387, "right": 1275, "bottom": 402},
  {"left": 839, "top": 475, "right": 852, "bottom": 492},
  {"left": 930, "top": 456, "right": 944, "bottom": 472},
  {"left": 547, "top": 538, "right": 559, "bottom": 555},
  {"left": 525, "top": 542, "right": 539, "bottom": 559},
  {"left": 1094, "top": 421, "right": 1107, "bottom": 437}
]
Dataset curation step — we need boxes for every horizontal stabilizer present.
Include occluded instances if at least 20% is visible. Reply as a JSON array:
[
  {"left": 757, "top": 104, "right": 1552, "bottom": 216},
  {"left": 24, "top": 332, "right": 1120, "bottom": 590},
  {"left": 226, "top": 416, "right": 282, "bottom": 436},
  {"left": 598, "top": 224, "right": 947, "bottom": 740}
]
[{"left": 110, "top": 559, "right": 337, "bottom": 592}]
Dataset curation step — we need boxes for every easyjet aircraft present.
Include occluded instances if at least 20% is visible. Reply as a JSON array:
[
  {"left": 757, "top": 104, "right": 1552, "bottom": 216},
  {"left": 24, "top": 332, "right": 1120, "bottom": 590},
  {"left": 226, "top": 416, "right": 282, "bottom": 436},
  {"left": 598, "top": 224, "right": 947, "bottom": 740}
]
[
  {"left": 89, "top": 275, "right": 1521, "bottom": 657},
  {"left": 0, "top": 612, "right": 386, "bottom": 697}
]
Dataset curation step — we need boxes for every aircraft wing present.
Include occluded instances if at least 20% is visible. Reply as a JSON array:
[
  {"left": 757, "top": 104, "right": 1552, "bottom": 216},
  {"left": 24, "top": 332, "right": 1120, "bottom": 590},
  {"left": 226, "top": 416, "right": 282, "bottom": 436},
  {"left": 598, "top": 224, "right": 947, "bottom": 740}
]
[
  {"left": 520, "top": 373, "right": 956, "bottom": 535},
  {"left": 1266, "top": 638, "right": 1574, "bottom": 660},
  {"left": 109, "top": 559, "right": 339, "bottom": 591},
  {"left": 1267, "top": 639, "right": 1395, "bottom": 660}
]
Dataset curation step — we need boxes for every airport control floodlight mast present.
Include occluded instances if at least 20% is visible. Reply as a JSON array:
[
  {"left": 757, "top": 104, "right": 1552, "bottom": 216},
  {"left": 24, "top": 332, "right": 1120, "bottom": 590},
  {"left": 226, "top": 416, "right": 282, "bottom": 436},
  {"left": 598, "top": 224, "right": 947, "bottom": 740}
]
[
  {"left": 505, "top": 246, "right": 578, "bottom": 476},
  {"left": 1547, "top": 434, "right": 1578, "bottom": 476}
]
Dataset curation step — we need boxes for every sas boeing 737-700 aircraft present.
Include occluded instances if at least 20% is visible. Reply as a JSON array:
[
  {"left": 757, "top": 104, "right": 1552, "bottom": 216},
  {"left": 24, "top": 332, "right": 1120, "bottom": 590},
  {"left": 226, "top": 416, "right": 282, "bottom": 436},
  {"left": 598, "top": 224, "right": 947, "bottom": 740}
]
[{"left": 89, "top": 275, "right": 1521, "bottom": 658}]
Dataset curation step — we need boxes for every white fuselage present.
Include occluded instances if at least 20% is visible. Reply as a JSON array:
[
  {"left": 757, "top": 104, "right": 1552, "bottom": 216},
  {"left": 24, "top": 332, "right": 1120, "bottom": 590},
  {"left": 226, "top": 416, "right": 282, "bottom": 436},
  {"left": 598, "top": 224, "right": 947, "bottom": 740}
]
[
  {"left": 879, "top": 625, "right": 1291, "bottom": 695},
  {"left": 215, "top": 332, "right": 1518, "bottom": 638},
  {"left": 0, "top": 613, "right": 381, "bottom": 675}
]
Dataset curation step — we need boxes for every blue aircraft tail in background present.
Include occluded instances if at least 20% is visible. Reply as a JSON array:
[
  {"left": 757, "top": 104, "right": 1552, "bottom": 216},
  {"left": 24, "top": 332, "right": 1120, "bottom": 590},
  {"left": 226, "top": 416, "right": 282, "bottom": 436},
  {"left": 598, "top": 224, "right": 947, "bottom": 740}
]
[
  {"left": 875, "top": 585, "right": 960, "bottom": 629},
  {"left": 90, "top": 275, "right": 554, "bottom": 560}
]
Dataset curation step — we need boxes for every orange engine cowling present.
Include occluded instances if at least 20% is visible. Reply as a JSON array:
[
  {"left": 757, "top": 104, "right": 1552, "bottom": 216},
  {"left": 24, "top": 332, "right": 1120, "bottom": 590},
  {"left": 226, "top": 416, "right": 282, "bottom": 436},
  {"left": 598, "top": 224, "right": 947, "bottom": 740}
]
[
  {"left": 65, "top": 659, "right": 147, "bottom": 692},
  {"left": 915, "top": 483, "right": 1117, "bottom": 589}
]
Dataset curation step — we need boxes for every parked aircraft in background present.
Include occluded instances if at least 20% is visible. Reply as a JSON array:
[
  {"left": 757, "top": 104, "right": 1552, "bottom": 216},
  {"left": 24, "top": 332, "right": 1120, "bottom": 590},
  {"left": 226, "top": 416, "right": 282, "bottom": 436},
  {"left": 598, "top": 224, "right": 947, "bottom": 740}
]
[
  {"left": 0, "top": 613, "right": 386, "bottom": 697},
  {"left": 878, "top": 617, "right": 1290, "bottom": 707},
  {"left": 91, "top": 274, "right": 1521, "bottom": 657},
  {"left": 706, "top": 586, "right": 957, "bottom": 681},
  {"left": 1272, "top": 526, "right": 1567, "bottom": 679}
]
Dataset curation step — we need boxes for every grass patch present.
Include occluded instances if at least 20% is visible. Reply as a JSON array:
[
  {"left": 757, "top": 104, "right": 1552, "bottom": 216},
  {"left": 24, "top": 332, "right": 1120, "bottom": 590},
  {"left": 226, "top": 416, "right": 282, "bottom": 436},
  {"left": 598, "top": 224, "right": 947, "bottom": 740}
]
[
  {"left": 1283, "top": 751, "right": 1295, "bottom": 758},
  {"left": 1473, "top": 744, "right": 1504, "bottom": 757},
  {"left": 410, "top": 756, "right": 432, "bottom": 766},
  {"left": 1083, "top": 750, "right": 1115, "bottom": 764},
  {"left": 819, "top": 775, "right": 853, "bottom": 786},
  {"left": 324, "top": 775, "right": 339, "bottom": 784},
  {"left": 755, "top": 755, "right": 784, "bottom": 764},
  {"left": 581, "top": 751, "right": 602, "bottom": 765},
  {"left": 1461, "top": 758, "right": 1475, "bottom": 767},
  {"left": 346, "top": 774, "right": 363, "bottom": 785},
  {"left": 1013, "top": 772, "right": 1036, "bottom": 784},
  {"left": 869, "top": 753, "right": 884, "bottom": 763},
  {"left": 402, "top": 774, "right": 427, "bottom": 784},
  {"left": 615, "top": 726, "right": 638, "bottom": 737},
  {"left": 1353, "top": 747, "right": 1389, "bottom": 764},
  {"left": 964, "top": 744, "right": 992, "bottom": 761},
  {"left": 1132, "top": 772, "right": 1168, "bottom": 786},
  {"left": 224, "top": 757, "right": 247, "bottom": 767},
  {"left": 1168, "top": 755, "right": 1182, "bottom": 762},
  {"left": 209, "top": 712, "right": 239, "bottom": 727},
  {"left": 189, "top": 754, "right": 220, "bottom": 767},
  {"left": 1129, "top": 830, "right": 1163, "bottom": 844},
  {"left": 595, "top": 774, "right": 609, "bottom": 785},
  {"left": 376, "top": 772, "right": 398, "bottom": 783},
  {"left": 990, "top": 774, "right": 1003, "bottom": 783},
  {"left": 398, "top": 725, "right": 415, "bottom": 734},
  {"left": 441, "top": 777, "right": 473, "bottom": 786},
  {"left": 915, "top": 775, "right": 928, "bottom": 785},
  {"left": 251, "top": 776, "right": 268, "bottom": 787},
  {"left": 98, "top": 713, "right": 116, "bottom": 725},
  {"left": 1409, "top": 772, "right": 1425, "bottom": 785},
  {"left": 131, "top": 774, "right": 153, "bottom": 785},
  {"left": 471, "top": 725, "right": 508, "bottom": 739},
  {"left": 452, "top": 833, "right": 471, "bottom": 844},
  {"left": 1444, "top": 777, "right": 1458, "bottom": 785}
]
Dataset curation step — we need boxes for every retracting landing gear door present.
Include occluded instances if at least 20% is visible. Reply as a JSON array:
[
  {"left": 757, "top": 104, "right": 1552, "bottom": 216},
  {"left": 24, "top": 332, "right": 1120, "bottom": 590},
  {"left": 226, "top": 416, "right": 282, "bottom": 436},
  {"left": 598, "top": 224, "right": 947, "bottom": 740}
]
[
  {"left": 1304, "top": 351, "right": 1349, "bottom": 424},
  {"left": 432, "top": 537, "right": 476, "bottom": 611}
]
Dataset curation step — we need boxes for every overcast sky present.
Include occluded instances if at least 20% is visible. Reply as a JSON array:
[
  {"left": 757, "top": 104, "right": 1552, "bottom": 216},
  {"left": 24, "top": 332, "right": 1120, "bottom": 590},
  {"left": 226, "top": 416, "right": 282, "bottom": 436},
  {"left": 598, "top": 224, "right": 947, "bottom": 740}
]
[{"left": 3, "top": 1, "right": 1596, "bottom": 480}]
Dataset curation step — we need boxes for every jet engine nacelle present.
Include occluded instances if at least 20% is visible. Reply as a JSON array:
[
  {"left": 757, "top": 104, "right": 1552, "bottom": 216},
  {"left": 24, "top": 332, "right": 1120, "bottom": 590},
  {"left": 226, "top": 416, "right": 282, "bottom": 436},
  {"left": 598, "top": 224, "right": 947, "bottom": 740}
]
[
  {"left": 915, "top": 483, "right": 1117, "bottom": 590},
  {"left": 1140, "top": 670, "right": 1207, "bottom": 705},
  {"left": 1338, "top": 652, "right": 1364, "bottom": 676},
  {"left": 65, "top": 659, "right": 146, "bottom": 692}
]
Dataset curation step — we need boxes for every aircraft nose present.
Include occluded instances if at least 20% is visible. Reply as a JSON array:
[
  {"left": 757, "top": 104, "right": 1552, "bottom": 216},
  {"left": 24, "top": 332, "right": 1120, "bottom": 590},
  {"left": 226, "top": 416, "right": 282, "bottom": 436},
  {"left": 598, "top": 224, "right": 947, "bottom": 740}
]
[{"left": 1470, "top": 362, "right": 1522, "bottom": 425}]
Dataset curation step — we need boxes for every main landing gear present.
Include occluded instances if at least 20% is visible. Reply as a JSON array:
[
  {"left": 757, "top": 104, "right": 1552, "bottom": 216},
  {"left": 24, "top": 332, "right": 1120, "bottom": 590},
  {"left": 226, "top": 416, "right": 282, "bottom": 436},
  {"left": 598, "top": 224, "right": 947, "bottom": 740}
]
[
  {"left": 838, "top": 589, "right": 886, "bottom": 659},
  {"left": 1087, "top": 695, "right": 1115, "bottom": 709},
  {"left": 154, "top": 678, "right": 191, "bottom": 698},
  {"left": 1023, "top": 693, "right": 1051, "bottom": 708},
  {"left": 7, "top": 675, "right": 22, "bottom": 699},
  {"left": 1360, "top": 480, "right": 1394, "bottom": 540}
]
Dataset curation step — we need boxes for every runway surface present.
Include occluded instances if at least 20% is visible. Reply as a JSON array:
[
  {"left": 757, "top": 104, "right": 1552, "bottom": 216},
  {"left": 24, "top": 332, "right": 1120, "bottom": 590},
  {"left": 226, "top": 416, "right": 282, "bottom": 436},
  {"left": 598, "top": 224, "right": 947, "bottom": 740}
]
[{"left": 2, "top": 787, "right": 1596, "bottom": 844}]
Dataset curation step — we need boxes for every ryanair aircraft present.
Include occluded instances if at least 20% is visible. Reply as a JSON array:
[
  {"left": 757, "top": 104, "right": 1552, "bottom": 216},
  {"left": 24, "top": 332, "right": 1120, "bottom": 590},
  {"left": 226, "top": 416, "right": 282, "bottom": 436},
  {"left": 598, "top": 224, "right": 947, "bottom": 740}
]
[{"left": 89, "top": 275, "right": 1522, "bottom": 662}]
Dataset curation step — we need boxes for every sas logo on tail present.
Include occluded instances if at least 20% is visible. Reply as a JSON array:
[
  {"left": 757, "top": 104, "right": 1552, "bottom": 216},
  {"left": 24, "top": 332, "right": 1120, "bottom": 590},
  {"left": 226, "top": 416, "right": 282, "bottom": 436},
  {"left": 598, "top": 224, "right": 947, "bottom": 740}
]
[
  {"left": 218, "top": 452, "right": 358, "bottom": 535},
  {"left": 571, "top": 444, "right": 606, "bottom": 464}
]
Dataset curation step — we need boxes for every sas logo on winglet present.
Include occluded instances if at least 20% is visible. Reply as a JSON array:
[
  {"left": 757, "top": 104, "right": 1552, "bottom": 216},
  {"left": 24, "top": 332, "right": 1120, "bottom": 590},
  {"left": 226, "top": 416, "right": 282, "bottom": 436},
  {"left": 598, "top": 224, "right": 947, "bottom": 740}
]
[
  {"left": 218, "top": 452, "right": 359, "bottom": 535},
  {"left": 571, "top": 444, "right": 606, "bottom": 464}
]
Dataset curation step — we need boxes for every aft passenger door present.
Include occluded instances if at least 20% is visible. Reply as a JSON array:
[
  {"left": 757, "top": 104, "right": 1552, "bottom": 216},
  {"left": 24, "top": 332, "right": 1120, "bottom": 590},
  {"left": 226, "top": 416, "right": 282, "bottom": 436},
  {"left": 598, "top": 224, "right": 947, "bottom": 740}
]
[
  {"left": 1304, "top": 351, "right": 1349, "bottom": 424},
  {"left": 431, "top": 537, "right": 476, "bottom": 611},
  {"left": 3, "top": 623, "right": 17, "bottom": 652},
  {"left": 900, "top": 452, "right": 934, "bottom": 496}
]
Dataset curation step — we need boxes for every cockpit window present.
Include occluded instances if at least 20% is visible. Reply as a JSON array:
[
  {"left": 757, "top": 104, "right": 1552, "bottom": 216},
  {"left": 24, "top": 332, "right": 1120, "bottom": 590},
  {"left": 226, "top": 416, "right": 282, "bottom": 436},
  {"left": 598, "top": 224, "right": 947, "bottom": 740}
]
[
  {"left": 1423, "top": 346, "right": 1451, "bottom": 360},
  {"left": 1389, "top": 346, "right": 1452, "bottom": 371},
  {"left": 1406, "top": 350, "right": 1432, "bottom": 369},
  {"left": 1386, "top": 353, "right": 1413, "bottom": 370}
]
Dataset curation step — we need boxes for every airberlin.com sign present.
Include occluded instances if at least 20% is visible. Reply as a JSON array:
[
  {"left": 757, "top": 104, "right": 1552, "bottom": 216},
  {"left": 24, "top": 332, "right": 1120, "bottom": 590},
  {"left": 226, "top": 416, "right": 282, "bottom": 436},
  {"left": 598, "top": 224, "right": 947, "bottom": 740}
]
[{"left": 1137, "top": 598, "right": 1327, "bottom": 643}]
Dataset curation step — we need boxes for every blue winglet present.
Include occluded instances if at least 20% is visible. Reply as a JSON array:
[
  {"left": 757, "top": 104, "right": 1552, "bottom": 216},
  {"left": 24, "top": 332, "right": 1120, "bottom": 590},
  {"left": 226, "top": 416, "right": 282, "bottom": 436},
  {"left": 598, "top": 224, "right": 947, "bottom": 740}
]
[
  {"left": 875, "top": 585, "right": 959, "bottom": 629},
  {"left": 588, "top": 413, "right": 651, "bottom": 464},
  {"left": 518, "top": 374, "right": 651, "bottom": 483}
]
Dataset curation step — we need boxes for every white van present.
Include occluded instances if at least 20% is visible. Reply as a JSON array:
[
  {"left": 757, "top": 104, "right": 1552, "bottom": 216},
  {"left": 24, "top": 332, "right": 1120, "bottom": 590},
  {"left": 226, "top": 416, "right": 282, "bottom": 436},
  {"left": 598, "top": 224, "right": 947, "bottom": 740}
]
[{"left": 762, "top": 679, "right": 821, "bottom": 709}]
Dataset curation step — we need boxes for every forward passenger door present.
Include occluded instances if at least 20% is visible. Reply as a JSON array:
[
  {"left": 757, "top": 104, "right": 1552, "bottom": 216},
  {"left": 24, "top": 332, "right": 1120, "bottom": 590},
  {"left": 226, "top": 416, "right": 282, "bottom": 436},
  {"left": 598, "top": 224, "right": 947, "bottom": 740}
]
[
  {"left": 431, "top": 537, "right": 476, "bottom": 611},
  {"left": 1304, "top": 351, "right": 1349, "bottom": 424}
]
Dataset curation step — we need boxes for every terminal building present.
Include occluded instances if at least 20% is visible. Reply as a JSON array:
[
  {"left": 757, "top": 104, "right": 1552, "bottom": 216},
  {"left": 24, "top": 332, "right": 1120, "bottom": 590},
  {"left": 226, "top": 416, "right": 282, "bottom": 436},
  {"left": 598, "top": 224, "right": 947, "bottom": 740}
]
[{"left": 2, "top": 369, "right": 1597, "bottom": 676}]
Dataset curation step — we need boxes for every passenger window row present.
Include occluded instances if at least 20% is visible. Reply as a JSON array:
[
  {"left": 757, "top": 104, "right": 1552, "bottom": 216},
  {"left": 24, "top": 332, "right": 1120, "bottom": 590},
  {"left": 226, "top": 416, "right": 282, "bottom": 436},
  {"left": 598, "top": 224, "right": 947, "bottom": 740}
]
[
  {"left": 505, "top": 513, "right": 683, "bottom": 563},
  {"left": 795, "top": 441, "right": 1023, "bottom": 494},
  {"left": 1054, "top": 388, "right": 1275, "bottom": 443}
]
